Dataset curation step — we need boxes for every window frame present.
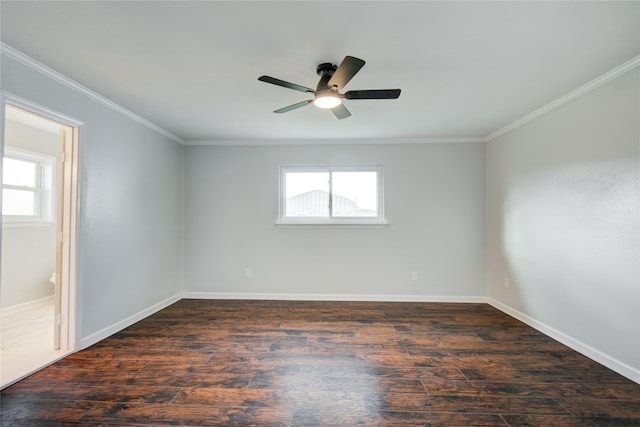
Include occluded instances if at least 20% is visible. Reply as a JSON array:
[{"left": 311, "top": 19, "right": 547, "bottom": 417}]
[
  {"left": 277, "top": 164, "right": 386, "bottom": 226},
  {"left": 2, "top": 147, "right": 56, "bottom": 224}
]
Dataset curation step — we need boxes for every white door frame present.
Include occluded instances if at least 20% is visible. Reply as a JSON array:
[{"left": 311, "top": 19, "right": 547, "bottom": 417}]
[{"left": 1, "top": 92, "right": 81, "bottom": 355}]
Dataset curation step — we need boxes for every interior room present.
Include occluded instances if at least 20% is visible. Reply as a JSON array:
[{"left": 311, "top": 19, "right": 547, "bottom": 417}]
[
  {"left": 0, "top": 1, "right": 638, "bottom": 425},
  {"left": 1, "top": 106, "right": 67, "bottom": 386}
]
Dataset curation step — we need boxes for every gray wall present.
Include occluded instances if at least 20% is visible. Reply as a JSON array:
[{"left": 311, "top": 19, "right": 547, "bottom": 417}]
[
  {"left": 486, "top": 67, "right": 640, "bottom": 380},
  {"left": 183, "top": 143, "right": 486, "bottom": 299},
  {"left": 1, "top": 120, "right": 58, "bottom": 308},
  {"left": 1, "top": 51, "right": 184, "bottom": 347}
]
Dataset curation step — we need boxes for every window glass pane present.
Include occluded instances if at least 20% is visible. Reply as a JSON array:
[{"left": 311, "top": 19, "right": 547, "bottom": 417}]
[
  {"left": 332, "top": 171, "right": 378, "bottom": 217},
  {"left": 285, "top": 172, "right": 330, "bottom": 217},
  {"left": 3, "top": 157, "right": 37, "bottom": 187},
  {"left": 2, "top": 188, "right": 37, "bottom": 216}
]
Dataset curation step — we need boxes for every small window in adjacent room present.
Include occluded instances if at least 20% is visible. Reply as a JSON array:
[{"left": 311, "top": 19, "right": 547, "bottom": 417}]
[
  {"left": 2, "top": 148, "right": 55, "bottom": 223},
  {"left": 278, "top": 165, "right": 385, "bottom": 225}
]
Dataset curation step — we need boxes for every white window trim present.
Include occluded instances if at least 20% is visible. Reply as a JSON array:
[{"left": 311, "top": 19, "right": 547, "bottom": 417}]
[
  {"left": 2, "top": 147, "right": 56, "bottom": 226},
  {"left": 277, "top": 164, "right": 387, "bottom": 226}
]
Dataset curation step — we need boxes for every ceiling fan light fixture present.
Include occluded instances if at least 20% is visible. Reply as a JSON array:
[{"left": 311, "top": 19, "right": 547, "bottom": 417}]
[
  {"left": 258, "top": 55, "right": 401, "bottom": 119},
  {"left": 313, "top": 94, "right": 341, "bottom": 109}
]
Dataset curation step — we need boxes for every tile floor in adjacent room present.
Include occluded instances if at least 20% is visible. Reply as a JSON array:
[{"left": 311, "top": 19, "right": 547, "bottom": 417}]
[{"left": 1, "top": 299, "right": 65, "bottom": 388}]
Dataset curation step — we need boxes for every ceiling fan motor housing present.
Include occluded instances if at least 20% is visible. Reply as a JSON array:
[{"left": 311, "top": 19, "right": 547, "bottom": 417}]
[
  {"left": 316, "top": 63, "right": 339, "bottom": 96},
  {"left": 316, "top": 62, "right": 337, "bottom": 77}
]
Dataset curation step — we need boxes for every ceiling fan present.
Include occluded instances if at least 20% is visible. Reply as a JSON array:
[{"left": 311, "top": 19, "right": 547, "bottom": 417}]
[{"left": 258, "top": 55, "right": 401, "bottom": 120}]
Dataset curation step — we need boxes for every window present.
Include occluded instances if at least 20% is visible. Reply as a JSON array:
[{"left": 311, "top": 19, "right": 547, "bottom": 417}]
[
  {"left": 278, "top": 165, "right": 385, "bottom": 225},
  {"left": 2, "top": 148, "right": 55, "bottom": 223}
]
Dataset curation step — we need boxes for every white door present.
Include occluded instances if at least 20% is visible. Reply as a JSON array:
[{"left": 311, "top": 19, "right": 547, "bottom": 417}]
[{"left": 54, "top": 125, "right": 77, "bottom": 351}]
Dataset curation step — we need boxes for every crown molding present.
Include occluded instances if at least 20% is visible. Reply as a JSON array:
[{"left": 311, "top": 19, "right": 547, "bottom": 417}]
[
  {"left": 185, "top": 136, "right": 486, "bottom": 146},
  {"left": 0, "top": 42, "right": 185, "bottom": 145},
  {"left": 485, "top": 54, "right": 640, "bottom": 142}
]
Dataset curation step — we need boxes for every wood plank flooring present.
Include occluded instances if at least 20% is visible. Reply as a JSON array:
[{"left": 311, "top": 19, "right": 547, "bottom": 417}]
[{"left": 2, "top": 299, "right": 639, "bottom": 426}]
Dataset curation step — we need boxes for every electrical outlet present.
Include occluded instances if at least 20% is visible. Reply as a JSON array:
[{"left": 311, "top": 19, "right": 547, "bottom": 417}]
[
  {"left": 246, "top": 268, "right": 253, "bottom": 278},
  {"left": 504, "top": 277, "right": 510, "bottom": 289},
  {"left": 411, "top": 271, "right": 418, "bottom": 281}
]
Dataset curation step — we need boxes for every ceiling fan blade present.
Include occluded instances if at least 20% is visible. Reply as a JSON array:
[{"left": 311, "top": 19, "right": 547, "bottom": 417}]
[
  {"left": 274, "top": 100, "right": 313, "bottom": 113},
  {"left": 327, "top": 56, "right": 365, "bottom": 90},
  {"left": 331, "top": 103, "right": 352, "bottom": 120},
  {"left": 258, "top": 76, "right": 315, "bottom": 93},
  {"left": 344, "top": 89, "right": 401, "bottom": 100}
]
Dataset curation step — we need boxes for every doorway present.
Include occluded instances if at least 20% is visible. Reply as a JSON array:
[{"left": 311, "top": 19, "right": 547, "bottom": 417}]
[{"left": 0, "top": 102, "right": 79, "bottom": 388}]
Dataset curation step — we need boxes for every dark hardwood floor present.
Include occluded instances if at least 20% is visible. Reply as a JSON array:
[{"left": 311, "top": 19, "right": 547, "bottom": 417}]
[{"left": 2, "top": 299, "right": 639, "bottom": 426}]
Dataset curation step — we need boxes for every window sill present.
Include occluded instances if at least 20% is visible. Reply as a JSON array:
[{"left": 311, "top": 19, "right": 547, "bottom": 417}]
[
  {"left": 275, "top": 221, "right": 388, "bottom": 228},
  {"left": 2, "top": 221, "right": 55, "bottom": 228}
]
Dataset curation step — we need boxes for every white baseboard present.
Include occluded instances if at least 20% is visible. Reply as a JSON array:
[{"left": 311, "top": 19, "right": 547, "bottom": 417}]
[
  {"left": 180, "top": 291, "right": 488, "bottom": 303},
  {"left": 0, "top": 295, "right": 54, "bottom": 317},
  {"left": 80, "top": 294, "right": 181, "bottom": 349},
  {"left": 488, "top": 298, "right": 640, "bottom": 385}
]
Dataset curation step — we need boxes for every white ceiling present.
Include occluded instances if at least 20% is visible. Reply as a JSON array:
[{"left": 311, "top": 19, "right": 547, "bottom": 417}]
[{"left": 1, "top": 1, "right": 639, "bottom": 144}]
